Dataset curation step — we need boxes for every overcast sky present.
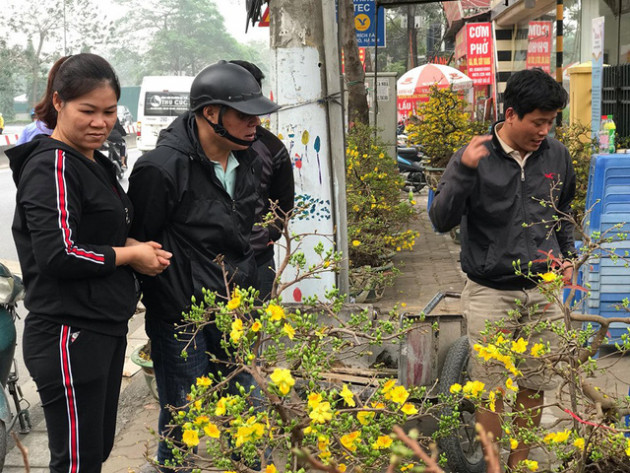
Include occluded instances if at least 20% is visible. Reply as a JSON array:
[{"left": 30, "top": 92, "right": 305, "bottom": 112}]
[{"left": 217, "top": 0, "right": 269, "bottom": 43}]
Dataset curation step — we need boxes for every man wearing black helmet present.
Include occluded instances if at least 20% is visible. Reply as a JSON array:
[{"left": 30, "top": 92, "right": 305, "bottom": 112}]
[{"left": 127, "top": 60, "right": 280, "bottom": 469}]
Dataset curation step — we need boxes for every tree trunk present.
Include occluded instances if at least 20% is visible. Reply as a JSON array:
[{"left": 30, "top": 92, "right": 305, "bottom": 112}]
[
  {"left": 339, "top": 0, "right": 369, "bottom": 127},
  {"left": 407, "top": 4, "right": 417, "bottom": 69}
]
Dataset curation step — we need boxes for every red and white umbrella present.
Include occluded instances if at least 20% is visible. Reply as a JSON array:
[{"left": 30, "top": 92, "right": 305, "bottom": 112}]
[
  {"left": 397, "top": 64, "right": 473, "bottom": 119},
  {"left": 397, "top": 64, "right": 473, "bottom": 96}
]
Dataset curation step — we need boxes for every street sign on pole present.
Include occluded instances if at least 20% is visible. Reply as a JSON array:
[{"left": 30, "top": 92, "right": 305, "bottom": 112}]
[{"left": 353, "top": 0, "right": 385, "bottom": 47}]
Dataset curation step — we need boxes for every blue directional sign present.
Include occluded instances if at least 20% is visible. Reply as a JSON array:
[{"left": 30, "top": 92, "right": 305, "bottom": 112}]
[{"left": 354, "top": 0, "right": 385, "bottom": 48}]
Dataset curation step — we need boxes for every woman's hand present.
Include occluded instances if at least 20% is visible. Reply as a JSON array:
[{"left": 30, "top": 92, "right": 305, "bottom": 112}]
[{"left": 115, "top": 240, "right": 172, "bottom": 276}]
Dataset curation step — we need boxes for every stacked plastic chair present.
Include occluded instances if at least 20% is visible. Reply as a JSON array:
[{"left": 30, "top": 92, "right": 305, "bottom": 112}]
[{"left": 582, "top": 153, "right": 630, "bottom": 343}]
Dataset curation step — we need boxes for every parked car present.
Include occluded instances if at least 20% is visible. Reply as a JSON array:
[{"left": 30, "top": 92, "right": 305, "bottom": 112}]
[{"left": 117, "top": 105, "right": 133, "bottom": 127}]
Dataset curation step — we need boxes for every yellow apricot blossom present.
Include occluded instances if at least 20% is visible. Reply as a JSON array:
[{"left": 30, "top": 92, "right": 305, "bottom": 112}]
[
  {"left": 574, "top": 437, "right": 585, "bottom": 451},
  {"left": 521, "top": 459, "right": 538, "bottom": 471},
  {"left": 196, "top": 376, "right": 212, "bottom": 387},
  {"left": 265, "top": 465, "right": 277, "bottom": 473},
  {"left": 340, "top": 384, "right": 356, "bottom": 407},
  {"left": 182, "top": 428, "right": 199, "bottom": 447},
  {"left": 450, "top": 383, "right": 462, "bottom": 394},
  {"left": 251, "top": 320, "right": 262, "bottom": 332},
  {"left": 506, "top": 378, "right": 518, "bottom": 392},
  {"left": 401, "top": 403, "right": 418, "bottom": 415},
  {"left": 510, "top": 438, "right": 518, "bottom": 450},
  {"left": 540, "top": 272, "right": 557, "bottom": 283},
  {"left": 227, "top": 290, "right": 242, "bottom": 310},
  {"left": 310, "top": 401, "right": 333, "bottom": 424},
  {"left": 270, "top": 368, "right": 295, "bottom": 396},
  {"left": 462, "top": 380, "right": 485, "bottom": 397},
  {"left": 340, "top": 431, "right": 361, "bottom": 452},
  {"left": 511, "top": 337, "right": 528, "bottom": 354},
  {"left": 283, "top": 323, "right": 296, "bottom": 340},
  {"left": 204, "top": 422, "right": 221, "bottom": 438},
  {"left": 266, "top": 303, "right": 285, "bottom": 321},
  {"left": 372, "top": 435, "right": 393, "bottom": 449},
  {"left": 357, "top": 411, "right": 375, "bottom": 425},
  {"left": 308, "top": 392, "right": 323, "bottom": 408},
  {"left": 389, "top": 385, "right": 410, "bottom": 405},
  {"left": 531, "top": 343, "right": 545, "bottom": 357},
  {"left": 230, "top": 318, "right": 244, "bottom": 343}
]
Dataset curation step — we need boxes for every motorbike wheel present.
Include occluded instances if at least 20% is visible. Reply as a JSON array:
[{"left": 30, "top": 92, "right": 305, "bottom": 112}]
[
  {"left": 0, "top": 418, "right": 7, "bottom": 472},
  {"left": 437, "top": 336, "right": 486, "bottom": 473}
]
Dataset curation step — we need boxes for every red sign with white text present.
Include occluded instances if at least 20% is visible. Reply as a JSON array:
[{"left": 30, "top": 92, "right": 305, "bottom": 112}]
[
  {"left": 526, "top": 21, "right": 552, "bottom": 73},
  {"left": 466, "top": 23, "right": 493, "bottom": 86}
]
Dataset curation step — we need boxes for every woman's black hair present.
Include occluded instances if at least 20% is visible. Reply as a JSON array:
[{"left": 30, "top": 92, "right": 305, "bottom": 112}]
[
  {"left": 35, "top": 53, "right": 121, "bottom": 129},
  {"left": 503, "top": 67, "right": 568, "bottom": 119}
]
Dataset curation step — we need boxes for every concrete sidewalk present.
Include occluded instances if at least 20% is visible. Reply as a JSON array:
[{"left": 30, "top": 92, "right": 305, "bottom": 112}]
[{"left": 3, "top": 189, "right": 467, "bottom": 472}]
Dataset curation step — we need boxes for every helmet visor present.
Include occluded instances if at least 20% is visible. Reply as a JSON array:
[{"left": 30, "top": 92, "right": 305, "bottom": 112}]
[{"left": 230, "top": 95, "right": 281, "bottom": 116}]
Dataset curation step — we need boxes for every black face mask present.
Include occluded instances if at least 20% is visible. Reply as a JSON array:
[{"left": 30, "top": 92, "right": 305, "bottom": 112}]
[{"left": 204, "top": 105, "right": 258, "bottom": 147}]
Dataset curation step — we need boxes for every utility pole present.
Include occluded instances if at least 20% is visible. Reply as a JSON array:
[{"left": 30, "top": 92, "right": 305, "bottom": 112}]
[{"left": 269, "top": 0, "right": 349, "bottom": 299}]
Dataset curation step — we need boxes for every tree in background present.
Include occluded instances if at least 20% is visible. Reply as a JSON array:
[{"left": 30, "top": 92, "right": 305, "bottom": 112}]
[
  {"left": 112, "top": 0, "right": 263, "bottom": 78},
  {"left": 0, "top": 40, "right": 20, "bottom": 121},
  {"left": 0, "top": 0, "right": 111, "bottom": 109}
]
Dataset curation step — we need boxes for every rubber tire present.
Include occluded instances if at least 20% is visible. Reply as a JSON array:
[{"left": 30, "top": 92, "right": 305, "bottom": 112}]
[
  {"left": 437, "top": 336, "right": 486, "bottom": 473},
  {"left": 0, "top": 418, "right": 7, "bottom": 472}
]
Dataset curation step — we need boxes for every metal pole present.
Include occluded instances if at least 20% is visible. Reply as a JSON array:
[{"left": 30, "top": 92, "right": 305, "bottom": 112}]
[{"left": 556, "top": 0, "right": 563, "bottom": 126}]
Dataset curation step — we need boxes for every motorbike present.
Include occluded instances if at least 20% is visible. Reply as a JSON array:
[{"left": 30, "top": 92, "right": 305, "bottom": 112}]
[
  {"left": 100, "top": 139, "right": 126, "bottom": 180},
  {"left": 397, "top": 145, "right": 426, "bottom": 193},
  {"left": 0, "top": 262, "right": 31, "bottom": 470}
]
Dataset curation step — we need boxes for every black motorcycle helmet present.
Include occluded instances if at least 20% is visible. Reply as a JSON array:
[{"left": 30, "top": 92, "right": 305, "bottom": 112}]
[{"left": 190, "top": 60, "right": 280, "bottom": 146}]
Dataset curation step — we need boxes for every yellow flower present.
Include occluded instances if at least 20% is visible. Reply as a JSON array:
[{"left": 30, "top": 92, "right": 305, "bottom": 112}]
[
  {"left": 282, "top": 323, "right": 295, "bottom": 340},
  {"left": 521, "top": 459, "right": 538, "bottom": 471},
  {"left": 310, "top": 401, "right": 333, "bottom": 424},
  {"left": 230, "top": 318, "right": 244, "bottom": 343},
  {"left": 371, "top": 401, "right": 385, "bottom": 409},
  {"left": 389, "top": 385, "right": 410, "bottom": 405},
  {"left": 193, "top": 415, "right": 209, "bottom": 426},
  {"left": 182, "top": 428, "right": 199, "bottom": 447},
  {"left": 216, "top": 397, "right": 228, "bottom": 416},
  {"left": 511, "top": 337, "right": 528, "bottom": 354},
  {"left": 340, "top": 384, "right": 356, "bottom": 407},
  {"left": 544, "top": 430, "right": 571, "bottom": 444},
  {"left": 317, "top": 434, "right": 330, "bottom": 450},
  {"left": 540, "top": 272, "right": 557, "bottom": 283},
  {"left": 266, "top": 303, "right": 285, "bottom": 321},
  {"left": 382, "top": 379, "right": 396, "bottom": 394},
  {"left": 227, "top": 290, "right": 242, "bottom": 310},
  {"left": 196, "top": 376, "right": 212, "bottom": 387},
  {"left": 251, "top": 320, "right": 262, "bottom": 332},
  {"left": 340, "top": 431, "right": 361, "bottom": 452},
  {"left": 625, "top": 438, "right": 630, "bottom": 457},
  {"left": 450, "top": 383, "right": 462, "bottom": 394},
  {"left": 352, "top": 240, "right": 361, "bottom": 247},
  {"left": 506, "top": 378, "right": 518, "bottom": 392},
  {"left": 401, "top": 403, "right": 418, "bottom": 415},
  {"left": 574, "top": 437, "right": 585, "bottom": 451},
  {"left": 308, "top": 392, "right": 323, "bottom": 408},
  {"left": 338, "top": 464, "right": 347, "bottom": 472},
  {"left": 265, "top": 465, "right": 277, "bottom": 473},
  {"left": 357, "top": 411, "right": 375, "bottom": 425},
  {"left": 204, "top": 422, "right": 220, "bottom": 438},
  {"left": 487, "top": 390, "right": 496, "bottom": 412},
  {"left": 270, "top": 368, "right": 295, "bottom": 396},
  {"left": 462, "top": 380, "right": 485, "bottom": 397},
  {"left": 530, "top": 343, "right": 545, "bottom": 357},
  {"left": 372, "top": 435, "right": 393, "bottom": 449},
  {"left": 510, "top": 438, "right": 519, "bottom": 450}
]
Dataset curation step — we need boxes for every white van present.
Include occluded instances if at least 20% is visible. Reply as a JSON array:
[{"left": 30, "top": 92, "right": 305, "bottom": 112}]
[{"left": 136, "top": 76, "right": 195, "bottom": 152}]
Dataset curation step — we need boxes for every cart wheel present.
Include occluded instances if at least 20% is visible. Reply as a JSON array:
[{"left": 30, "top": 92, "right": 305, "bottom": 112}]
[
  {"left": 437, "top": 336, "right": 486, "bottom": 473},
  {"left": 0, "top": 418, "right": 6, "bottom": 472}
]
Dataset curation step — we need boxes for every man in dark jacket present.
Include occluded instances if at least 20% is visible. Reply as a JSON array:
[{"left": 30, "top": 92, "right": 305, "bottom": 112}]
[
  {"left": 429, "top": 68, "right": 574, "bottom": 470},
  {"left": 127, "top": 60, "right": 280, "bottom": 468},
  {"left": 230, "top": 60, "right": 295, "bottom": 300}
]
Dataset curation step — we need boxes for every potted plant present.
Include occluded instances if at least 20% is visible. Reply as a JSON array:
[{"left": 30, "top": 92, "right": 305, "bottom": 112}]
[
  {"left": 130, "top": 340, "right": 159, "bottom": 400},
  {"left": 345, "top": 123, "right": 418, "bottom": 301},
  {"left": 405, "top": 84, "right": 489, "bottom": 189}
]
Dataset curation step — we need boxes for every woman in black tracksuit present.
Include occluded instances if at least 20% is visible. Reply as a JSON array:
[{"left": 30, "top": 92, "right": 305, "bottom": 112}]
[{"left": 7, "top": 53, "right": 171, "bottom": 473}]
